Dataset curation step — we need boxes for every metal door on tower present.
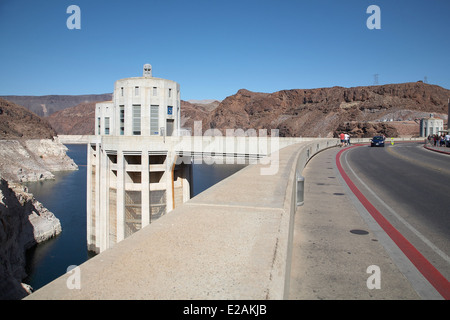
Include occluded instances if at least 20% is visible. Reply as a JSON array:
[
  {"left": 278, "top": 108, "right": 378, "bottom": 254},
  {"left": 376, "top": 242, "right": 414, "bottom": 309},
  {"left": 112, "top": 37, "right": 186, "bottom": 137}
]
[{"left": 166, "top": 119, "right": 174, "bottom": 136}]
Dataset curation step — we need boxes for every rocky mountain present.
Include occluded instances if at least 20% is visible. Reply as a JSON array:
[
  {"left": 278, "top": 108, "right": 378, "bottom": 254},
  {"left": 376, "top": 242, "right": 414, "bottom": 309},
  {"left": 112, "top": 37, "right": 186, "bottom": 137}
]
[
  {"left": 47, "top": 101, "right": 97, "bottom": 135},
  {"left": 47, "top": 99, "right": 221, "bottom": 135},
  {"left": 0, "top": 94, "right": 112, "bottom": 117},
  {"left": 0, "top": 98, "right": 78, "bottom": 182},
  {"left": 0, "top": 98, "right": 56, "bottom": 140},
  {"left": 30, "top": 82, "right": 450, "bottom": 138},
  {"left": 180, "top": 100, "right": 220, "bottom": 134},
  {"left": 203, "top": 82, "right": 449, "bottom": 138},
  {"left": 187, "top": 99, "right": 221, "bottom": 107}
]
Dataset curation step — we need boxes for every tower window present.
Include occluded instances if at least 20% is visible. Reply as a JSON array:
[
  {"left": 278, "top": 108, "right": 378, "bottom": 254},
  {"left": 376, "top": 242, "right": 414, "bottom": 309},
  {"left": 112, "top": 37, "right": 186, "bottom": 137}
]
[
  {"left": 132, "top": 105, "right": 141, "bottom": 135},
  {"left": 135, "top": 86, "right": 140, "bottom": 96},
  {"left": 105, "top": 117, "right": 110, "bottom": 135},
  {"left": 150, "top": 105, "right": 159, "bottom": 135},
  {"left": 120, "top": 105, "right": 124, "bottom": 135}
]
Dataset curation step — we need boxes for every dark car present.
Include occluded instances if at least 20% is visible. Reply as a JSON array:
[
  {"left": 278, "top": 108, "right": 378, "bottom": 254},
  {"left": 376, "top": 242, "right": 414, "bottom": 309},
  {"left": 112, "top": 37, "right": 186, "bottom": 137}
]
[{"left": 370, "top": 136, "right": 385, "bottom": 147}]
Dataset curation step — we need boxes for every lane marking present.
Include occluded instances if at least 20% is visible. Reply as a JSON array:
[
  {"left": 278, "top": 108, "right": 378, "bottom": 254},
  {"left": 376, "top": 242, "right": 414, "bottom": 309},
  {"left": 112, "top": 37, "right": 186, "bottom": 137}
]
[
  {"left": 386, "top": 145, "right": 450, "bottom": 176},
  {"left": 336, "top": 146, "right": 450, "bottom": 300}
]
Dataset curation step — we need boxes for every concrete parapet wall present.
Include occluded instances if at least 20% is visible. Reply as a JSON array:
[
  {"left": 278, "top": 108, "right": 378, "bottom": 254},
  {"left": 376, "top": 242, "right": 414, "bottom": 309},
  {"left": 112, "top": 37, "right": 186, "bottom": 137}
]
[
  {"left": 57, "top": 135, "right": 424, "bottom": 147},
  {"left": 57, "top": 135, "right": 91, "bottom": 144},
  {"left": 95, "top": 135, "right": 322, "bottom": 156},
  {"left": 348, "top": 137, "right": 424, "bottom": 144},
  {"left": 26, "top": 138, "right": 338, "bottom": 300}
]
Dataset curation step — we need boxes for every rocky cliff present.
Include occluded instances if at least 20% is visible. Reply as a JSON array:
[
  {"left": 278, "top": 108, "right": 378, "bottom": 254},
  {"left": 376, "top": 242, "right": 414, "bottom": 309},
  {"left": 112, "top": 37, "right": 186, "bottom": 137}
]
[
  {"left": 23, "top": 82, "right": 450, "bottom": 138},
  {"left": 0, "top": 98, "right": 77, "bottom": 299},
  {"left": 47, "top": 99, "right": 221, "bottom": 135},
  {"left": 0, "top": 94, "right": 112, "bottom": 118},
  {"left": 0, "top": 139, "right": 78, "bottom": 183},
  {"left": 0, "top": 177, "right": 62, "bottom": 299},
  {"left": 180, "top": 100, "right": 220, "bottom": 133},
  {"left": 0, "top": 98, "right": 78, "bottom": 182},
  {"left": 203, "top": 82, "right": 449, "bottom": 138},
  {"left": 46, "top": 101, "right": 97, "bottom": 135},
  {"left": 0, "top": 98, "right": 56, "bottom": 140}
]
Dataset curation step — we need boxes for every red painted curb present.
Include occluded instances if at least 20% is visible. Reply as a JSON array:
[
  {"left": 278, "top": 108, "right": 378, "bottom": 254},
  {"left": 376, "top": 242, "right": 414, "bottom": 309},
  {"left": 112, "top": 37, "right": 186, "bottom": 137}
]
[
  {"left": 424, "top": 145, "right": 450, "bottom": 155},
  {"left": 336, "top": 146, "right": 450, "bottom": 300}
]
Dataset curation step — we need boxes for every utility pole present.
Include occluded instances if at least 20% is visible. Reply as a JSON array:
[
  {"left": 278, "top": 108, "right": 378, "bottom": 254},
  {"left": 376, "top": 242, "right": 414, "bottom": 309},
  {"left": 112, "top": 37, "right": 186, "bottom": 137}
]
[{"left": 447, "top": 98, "right": 450, "bottom": 130}]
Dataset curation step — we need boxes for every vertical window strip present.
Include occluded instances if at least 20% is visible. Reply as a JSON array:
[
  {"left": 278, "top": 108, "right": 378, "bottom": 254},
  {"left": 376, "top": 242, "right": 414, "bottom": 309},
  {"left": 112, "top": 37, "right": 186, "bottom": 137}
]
[
  {"left": 133, "top": 105, "right": 141, "bottom": 135},
  {"left": 120, "top": 105, "right": 124, "bottom": 135},
  {"left": 150, "top": 105, "right": 159, "bottom": 135},
  {"left": 105, "top": 117, "right": 110, "bottom": 135}
]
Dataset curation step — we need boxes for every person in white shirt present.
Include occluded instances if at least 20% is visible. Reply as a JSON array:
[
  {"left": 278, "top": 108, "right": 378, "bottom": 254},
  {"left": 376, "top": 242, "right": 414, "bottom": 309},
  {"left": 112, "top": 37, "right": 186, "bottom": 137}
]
[{"left": 344, "top": 133, "right": 350, "bottom": 146}]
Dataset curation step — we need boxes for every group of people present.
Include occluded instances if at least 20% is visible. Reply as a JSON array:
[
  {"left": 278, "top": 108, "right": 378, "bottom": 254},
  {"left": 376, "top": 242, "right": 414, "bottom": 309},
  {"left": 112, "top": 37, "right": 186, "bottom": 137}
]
[
  {"left": 339, "top": 132, "right": 351, "bottom": 147},
  {"left": 427, "top": 133, "right": 450, "bottom": 147}
]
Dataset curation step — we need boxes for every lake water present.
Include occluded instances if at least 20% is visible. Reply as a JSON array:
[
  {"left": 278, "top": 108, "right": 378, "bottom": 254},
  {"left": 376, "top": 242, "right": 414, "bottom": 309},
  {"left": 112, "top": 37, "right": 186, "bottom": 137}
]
[{"left": 23, "top": 144, "right": 246, "bottom": 291}]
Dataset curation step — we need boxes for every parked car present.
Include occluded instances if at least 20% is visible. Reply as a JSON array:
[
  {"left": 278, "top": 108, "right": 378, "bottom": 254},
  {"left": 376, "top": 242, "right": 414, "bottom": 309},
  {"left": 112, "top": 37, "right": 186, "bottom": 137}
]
[{"left": 370, "top": 136, "right": 385, "bottom": 147}]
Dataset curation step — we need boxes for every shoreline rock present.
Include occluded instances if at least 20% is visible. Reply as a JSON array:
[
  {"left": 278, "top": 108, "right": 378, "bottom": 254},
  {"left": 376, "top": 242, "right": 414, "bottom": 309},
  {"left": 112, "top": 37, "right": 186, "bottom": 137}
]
[
  {"left": 0, "top": 137, "right": 72, "bottom": 299},
  {"left": 0, "top": 98, "right": 77, "bottom": 299},
  {"left": 0, "top": 177, "right": 62, "bottom": 299},
  {"left": 0, "top": 138, "right": 78, "bottom": 183}
]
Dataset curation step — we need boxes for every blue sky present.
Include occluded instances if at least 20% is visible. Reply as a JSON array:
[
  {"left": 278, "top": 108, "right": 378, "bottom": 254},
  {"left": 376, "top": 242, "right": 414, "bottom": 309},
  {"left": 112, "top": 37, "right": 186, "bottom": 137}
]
[{"left": 0, "top": 0, "right": 449, "bottom": 101}]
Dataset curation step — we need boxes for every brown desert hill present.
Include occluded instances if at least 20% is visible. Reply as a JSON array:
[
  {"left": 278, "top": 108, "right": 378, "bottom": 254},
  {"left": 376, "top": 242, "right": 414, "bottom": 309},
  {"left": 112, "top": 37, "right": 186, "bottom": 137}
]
[
  {"left": 0, "top": 94, "right": 112, "bottom": 118},
  {"left": 180, "top": 100, "right": 220, "bottom": 133},
  {"left": 41, "top": 82, "right": 449, "bottom": 138},
  {"left": 47, "top": 99, "right": 221, "bottom": 135},
  {"left": 202, "top": 82, "right": 450, "bottom": 138},
  {"left": 46, "top": 101, "right": 98, "bottom": 135},
  {"left": 0, "top": 98, "right": 56, "bottom": 140}
]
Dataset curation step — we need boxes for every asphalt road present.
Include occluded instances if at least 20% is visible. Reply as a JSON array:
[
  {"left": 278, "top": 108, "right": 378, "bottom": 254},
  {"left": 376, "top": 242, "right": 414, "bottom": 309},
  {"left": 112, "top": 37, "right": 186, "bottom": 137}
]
[{"left": 342, "top": 142, "right": 450, "bottom": 282}]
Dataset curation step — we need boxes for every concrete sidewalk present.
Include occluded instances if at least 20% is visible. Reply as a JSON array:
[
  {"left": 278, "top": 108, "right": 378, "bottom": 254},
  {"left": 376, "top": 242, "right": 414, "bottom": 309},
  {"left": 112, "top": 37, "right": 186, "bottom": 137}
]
[
  {"left": 423, "top": 142, "right": 450, "bottom": 155},
  {"left": 288, "top": 147, "right": 421, "bottom": 299}
]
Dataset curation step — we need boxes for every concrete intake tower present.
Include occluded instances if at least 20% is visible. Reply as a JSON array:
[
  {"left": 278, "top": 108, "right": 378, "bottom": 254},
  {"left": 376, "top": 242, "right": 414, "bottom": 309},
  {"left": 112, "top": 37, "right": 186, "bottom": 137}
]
[{"left": 87, "top": 64, "right": 189, "bottom": 253}]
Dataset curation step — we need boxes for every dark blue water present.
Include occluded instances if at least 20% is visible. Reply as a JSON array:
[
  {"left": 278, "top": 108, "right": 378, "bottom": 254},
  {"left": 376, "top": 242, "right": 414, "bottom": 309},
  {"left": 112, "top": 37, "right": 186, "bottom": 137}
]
[
  {"left": 24, "top": 144, "right": 93, "bottom": 290},
  {"left": 23, "top": 145, "right": 246, "bottom": 291}
]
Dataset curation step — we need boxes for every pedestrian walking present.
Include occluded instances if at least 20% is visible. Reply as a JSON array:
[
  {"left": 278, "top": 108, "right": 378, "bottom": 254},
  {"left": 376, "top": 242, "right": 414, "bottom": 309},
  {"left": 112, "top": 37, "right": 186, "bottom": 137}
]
[{"left": 339, "top": 132, "right": 345, "bottom": 147}]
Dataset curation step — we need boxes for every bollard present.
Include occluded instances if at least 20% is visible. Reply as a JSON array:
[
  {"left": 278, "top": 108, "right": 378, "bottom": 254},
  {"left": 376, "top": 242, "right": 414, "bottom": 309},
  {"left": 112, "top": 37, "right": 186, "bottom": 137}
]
[{"left": 296, "top": 173, "right": 305, "bottom": 206}]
